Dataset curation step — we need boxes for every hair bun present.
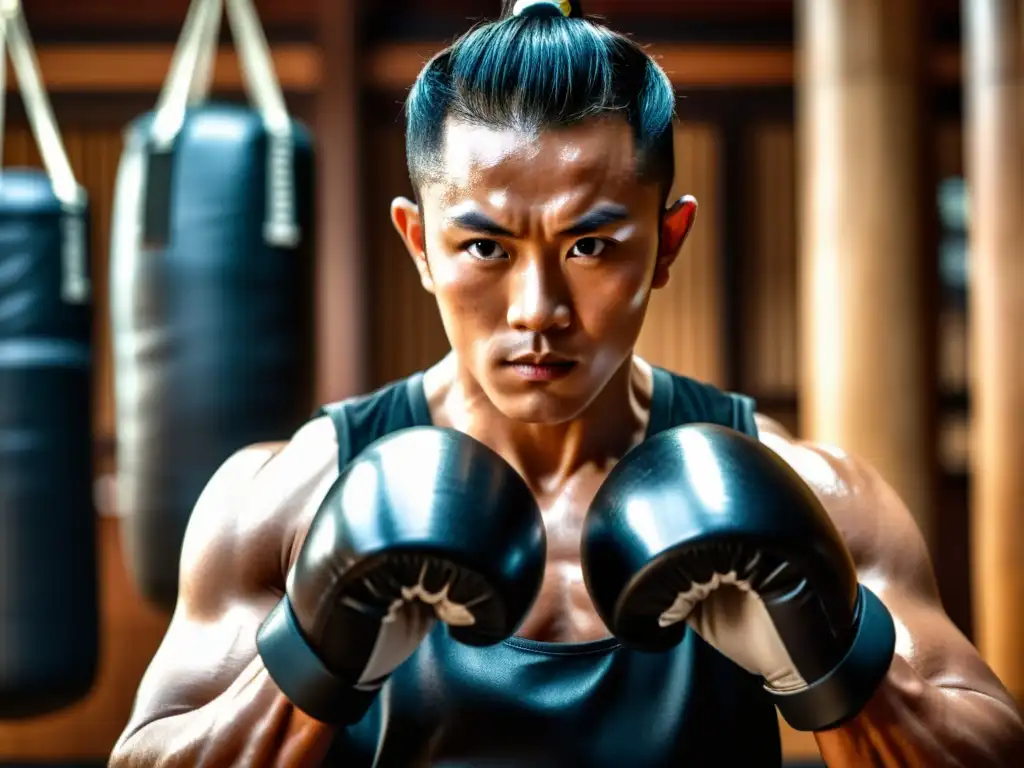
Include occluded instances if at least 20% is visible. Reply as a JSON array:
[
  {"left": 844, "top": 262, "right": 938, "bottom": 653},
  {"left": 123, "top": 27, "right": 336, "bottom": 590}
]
[{"left": 510, "top": 0, "right": 581, "bottom": 20}]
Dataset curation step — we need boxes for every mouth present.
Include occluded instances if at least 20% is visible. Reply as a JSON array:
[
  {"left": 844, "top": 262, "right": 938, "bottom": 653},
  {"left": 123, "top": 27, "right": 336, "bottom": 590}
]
[{"left": 502, "top": 357, "right": 578, "bottom": 382}]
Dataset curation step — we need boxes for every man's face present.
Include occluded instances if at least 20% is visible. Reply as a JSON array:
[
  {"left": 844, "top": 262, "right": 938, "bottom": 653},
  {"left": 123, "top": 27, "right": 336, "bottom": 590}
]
[{"left": 393, "top": 116, "right": 691, "bottom": 424}]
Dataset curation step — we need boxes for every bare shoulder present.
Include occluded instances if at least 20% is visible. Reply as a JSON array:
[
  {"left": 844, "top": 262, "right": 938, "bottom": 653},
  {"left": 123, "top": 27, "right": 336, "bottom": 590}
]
[
  {"left": 179, "top": 416, "right": 340, "bottom": 618},
  {"left": 753, "top": 413, "right": 935, "bottom": 594},
  {"left": 752, "top": 437, "right": 1017, "bottom": 709},
  {"left": 114, "top": 417, "right": 342, "bottom": 748}
]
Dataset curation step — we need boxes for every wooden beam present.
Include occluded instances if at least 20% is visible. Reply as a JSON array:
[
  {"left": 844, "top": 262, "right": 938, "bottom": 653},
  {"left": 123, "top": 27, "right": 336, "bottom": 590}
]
[
  {"left": 7, "top": 44, "right": 321, "bottom": 94},
  {"left": 364, "top": 42, "right": 963, "bottom": 91},
  {"left": 1, "top": 42, "right": 961, "bottom": 95},
  {"left": 313, "top": 0, "right": 370, "bottom": 402},
  {"left": 22, "top": 0, "right": 313, "bottom": 35},
  {"left": 18, "top": 0, "right": 801, "bottom": 34}
]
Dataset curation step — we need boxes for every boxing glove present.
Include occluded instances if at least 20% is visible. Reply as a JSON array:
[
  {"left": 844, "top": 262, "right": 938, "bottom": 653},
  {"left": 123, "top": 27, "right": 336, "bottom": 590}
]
[
  {"left": 257, "top": 427, "right": 546, "bottom": 724},
  {"left": 582, "top": 424, "right": 896, "bottom": 732}
]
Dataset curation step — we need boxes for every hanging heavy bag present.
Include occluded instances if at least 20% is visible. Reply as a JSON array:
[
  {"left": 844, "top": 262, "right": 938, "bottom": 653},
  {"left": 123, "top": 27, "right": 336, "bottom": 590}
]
[
  {"left": 110, "top": 0, "right": 315, "bottom": 611},
  {"left": 0, "top": 0, "right": 98, "bottom": 719}
]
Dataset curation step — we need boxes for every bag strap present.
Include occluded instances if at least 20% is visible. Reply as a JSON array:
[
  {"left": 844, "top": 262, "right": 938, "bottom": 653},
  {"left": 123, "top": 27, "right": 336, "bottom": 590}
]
[
  {"left": 225, "top": 0, "right": 298, "bottom": 247},
  {"left": 224, "top": 0, "right": 291, "bottom": 135},
  {"left": 151, "top": 0, "right": 224, "bottom": 150},
  {"left": 187, "top": 0, "right": 224, "bottom": 108},
  {"left": 0, "top": 0, "right": 89, "bottom": 304},
  {"left": 151, "top": 0, "right": 300, "bottom": 248}
]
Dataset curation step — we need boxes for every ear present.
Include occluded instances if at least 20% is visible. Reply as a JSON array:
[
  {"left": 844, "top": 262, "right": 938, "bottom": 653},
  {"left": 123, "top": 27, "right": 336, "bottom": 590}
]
[
  {"left": 652, "top": 195, "right": 698, "bottom": 290},
  {"left": 391, "top": 197, "right": 434, "bottom": 293}
]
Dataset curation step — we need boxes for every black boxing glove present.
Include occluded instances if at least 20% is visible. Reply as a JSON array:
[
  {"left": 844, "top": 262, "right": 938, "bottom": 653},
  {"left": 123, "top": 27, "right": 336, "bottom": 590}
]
[
  {"left": 582, "top": 424, "right": 896, "bottom": 732},
  {"left": 257, "top": 427, "right": 546, "bottom": 724}
]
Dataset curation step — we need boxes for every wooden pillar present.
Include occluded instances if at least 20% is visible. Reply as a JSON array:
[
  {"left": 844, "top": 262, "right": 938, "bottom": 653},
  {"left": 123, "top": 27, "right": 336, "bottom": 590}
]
[
  {"left": 796, "top": 0, "right": 935, "bottom": 542},
  {"left": 963, "top": 0, "right": 1024, "bottom": 701},
  {"left": 314, "top": 0, "right": 368, "bottom": 403}
]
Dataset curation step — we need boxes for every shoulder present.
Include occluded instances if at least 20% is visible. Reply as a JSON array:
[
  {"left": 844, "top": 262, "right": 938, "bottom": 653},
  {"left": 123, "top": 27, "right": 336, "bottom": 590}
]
[
  {"left": 754, "top": 414, "right": 934, "bottom": 591},
  {"left": 177, "top": 416, "right": 340, "bottom": 618}
]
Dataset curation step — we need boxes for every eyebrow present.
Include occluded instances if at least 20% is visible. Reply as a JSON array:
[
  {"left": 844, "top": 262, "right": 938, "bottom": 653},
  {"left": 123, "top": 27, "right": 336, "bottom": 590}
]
[
  {"left": 561, "top": 204, "right": 630, "bottom": 236},
  {"left": 449, "top": 203, "right": 631, "bottom": 239},
  {"left": 449, "top": 210, "right": 514, "bottom": 237}
]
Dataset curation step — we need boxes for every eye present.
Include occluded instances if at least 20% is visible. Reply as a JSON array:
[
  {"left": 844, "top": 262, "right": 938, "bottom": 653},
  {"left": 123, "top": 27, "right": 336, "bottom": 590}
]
[
  {"left": 570, "top": 238, "right": 608, "bottom": 258},
  {"left": 466, "top": 240, "right": 508, "bottom": 260}
]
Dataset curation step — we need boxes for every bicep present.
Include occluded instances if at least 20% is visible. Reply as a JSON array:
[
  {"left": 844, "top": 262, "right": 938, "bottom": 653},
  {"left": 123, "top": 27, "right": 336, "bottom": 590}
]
[
  {"left": 119, "top": 445, "right": 286, "bottom": 737},
  {"left": 848, "top": 462, "right": 1010, "bottom": 697},
  {"left": 774, "top": 436, "right": 1013, "bottom": 703}
]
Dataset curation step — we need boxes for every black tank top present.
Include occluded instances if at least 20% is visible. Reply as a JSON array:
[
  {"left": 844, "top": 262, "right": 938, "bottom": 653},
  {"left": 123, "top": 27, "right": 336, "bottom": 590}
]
[{"left": 317, "top": 367, "right": 782, "bottom": 766}]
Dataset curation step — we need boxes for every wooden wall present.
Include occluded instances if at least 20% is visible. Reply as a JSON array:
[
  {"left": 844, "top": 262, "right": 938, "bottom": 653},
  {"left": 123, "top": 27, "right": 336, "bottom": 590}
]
[
  {"left": 365, "top": 114, "right": 448, "bottom": 386},
  {"left": 739, "top": 123, "right": 800, "bottom": 403},
  {"left": 636, "top": 126, "right": 725, "bottom": 384}
]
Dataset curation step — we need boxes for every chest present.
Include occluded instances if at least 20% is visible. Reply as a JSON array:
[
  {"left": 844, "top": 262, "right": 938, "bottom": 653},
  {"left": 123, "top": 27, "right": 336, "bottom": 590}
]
[
  {"left": 332, "top": 625, "right": 781, "bottom": 767},
  {"left": 515, "top": 469, "right": 612, "bottom": 644}
]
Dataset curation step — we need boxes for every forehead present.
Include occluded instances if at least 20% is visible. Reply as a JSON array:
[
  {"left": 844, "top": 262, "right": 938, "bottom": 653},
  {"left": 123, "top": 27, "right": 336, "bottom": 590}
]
[{"left": 425, "top": 116, "right": 649, "bottom": 210}]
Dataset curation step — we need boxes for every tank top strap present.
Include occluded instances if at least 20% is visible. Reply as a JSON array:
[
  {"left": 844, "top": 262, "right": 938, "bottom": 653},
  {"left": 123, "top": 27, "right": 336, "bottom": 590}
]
[
  {"left": 648, "top": 367, "right": 758, "bottom": 438},
  {"left": 316, "top": 372, "right": 433, "bottom": 471},
  {"left": 318, "top": 368, "right": 756, "bottom": 473}
]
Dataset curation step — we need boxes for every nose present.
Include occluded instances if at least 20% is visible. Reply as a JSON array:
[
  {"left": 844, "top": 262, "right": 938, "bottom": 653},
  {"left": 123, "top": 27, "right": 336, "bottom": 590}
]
[{"left": 506, "top": 255, "right": 571, "bottom": 333}]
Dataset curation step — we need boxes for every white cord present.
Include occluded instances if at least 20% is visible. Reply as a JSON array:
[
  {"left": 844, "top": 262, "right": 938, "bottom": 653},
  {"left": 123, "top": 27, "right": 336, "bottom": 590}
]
[
  {"left": 225, "top": 0, "right": 297, "bottom": 246},
  {"left": 0, "top": 0, "right": 89, "bottom": 303},
  {"left": 152, "top": 0, "right": 299, "bottom": 247},
  {"left": 152, "top": 0, "right": 223, "bottom": 149},
  {"left": 189, "top": 0, "right": 224, "bottom": 106},
  {"left": 4, "top": 4, "right": 80, "bottom": 206},
  {"left": 224, "top": 0, "right": 290, "bottom": 135}
]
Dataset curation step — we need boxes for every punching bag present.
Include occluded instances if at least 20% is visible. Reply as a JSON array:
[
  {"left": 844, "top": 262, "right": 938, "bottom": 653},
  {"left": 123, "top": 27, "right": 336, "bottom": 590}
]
[
  {"left": 111, "top": 0, "right": 314, "bottom": 610},
  {"left": 0, "top": 2, "right": 98, "bottom": 718}
]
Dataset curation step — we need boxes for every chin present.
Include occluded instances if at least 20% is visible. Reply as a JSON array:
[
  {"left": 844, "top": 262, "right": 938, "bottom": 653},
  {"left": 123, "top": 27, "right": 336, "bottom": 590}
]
[{"left": 488, "top": 385, "right": 593, "bottom": 426}]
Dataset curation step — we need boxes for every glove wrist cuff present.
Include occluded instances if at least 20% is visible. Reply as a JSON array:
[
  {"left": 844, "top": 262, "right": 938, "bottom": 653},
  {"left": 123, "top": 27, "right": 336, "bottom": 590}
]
[
  {"left": 256, "top": 597, "right": 379, "bottom": 724},
  {"left": 770, "top": 583, "right": 896, "bottom": 732}
]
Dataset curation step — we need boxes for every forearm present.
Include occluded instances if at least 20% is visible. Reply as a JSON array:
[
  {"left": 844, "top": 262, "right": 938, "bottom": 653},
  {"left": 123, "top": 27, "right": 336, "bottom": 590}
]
[
  {"left": 110, "top": 655, "right": 337, "bottom": 768},
  {"left": 815, "top": 655, "right": 1024, "bottom": 767}
]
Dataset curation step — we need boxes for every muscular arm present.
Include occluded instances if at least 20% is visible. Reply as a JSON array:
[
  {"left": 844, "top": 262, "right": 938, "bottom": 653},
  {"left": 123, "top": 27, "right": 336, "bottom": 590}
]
[
  {"left": 756, "top": 415, "right": 1024, "bottom": 767},
  {"left": 109, "top": 417, "right": 339, "bottom": 768}
]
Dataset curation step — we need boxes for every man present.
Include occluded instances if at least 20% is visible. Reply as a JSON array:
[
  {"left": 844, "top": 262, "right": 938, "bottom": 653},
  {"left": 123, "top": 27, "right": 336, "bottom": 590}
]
[{"left": 110, "top": 1, "right": 1024, "bottom": 765}]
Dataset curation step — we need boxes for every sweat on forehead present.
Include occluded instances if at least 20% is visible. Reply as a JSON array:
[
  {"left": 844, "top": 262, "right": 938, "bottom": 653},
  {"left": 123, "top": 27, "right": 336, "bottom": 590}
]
[{"left": 424, "top": 116, "right": 645, "bottom": 202}]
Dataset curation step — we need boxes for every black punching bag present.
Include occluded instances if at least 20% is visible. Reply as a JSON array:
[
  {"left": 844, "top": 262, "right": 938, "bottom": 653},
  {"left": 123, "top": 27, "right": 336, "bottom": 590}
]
[
  {"left": 0, "top": 173, "right": 97, "bottom": 718},
  {"left": 110, "top": 43, "right": 315, "bottom": 608},
  {"left": 0, "top": 3, "right": 98, "bottom": 715}
]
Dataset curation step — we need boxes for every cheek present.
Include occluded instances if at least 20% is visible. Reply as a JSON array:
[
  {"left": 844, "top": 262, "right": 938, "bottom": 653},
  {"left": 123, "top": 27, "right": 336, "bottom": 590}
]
[
  {"left": 427, "top": 254, "right": 504, "bottom": 347},
  {"left": 572, "top": 258, "right": 654, "bottom": 338}
]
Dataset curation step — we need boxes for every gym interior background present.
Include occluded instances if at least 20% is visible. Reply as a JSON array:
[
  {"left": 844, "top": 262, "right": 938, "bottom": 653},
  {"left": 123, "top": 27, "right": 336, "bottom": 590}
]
[{"left": 0, "top": 0, "right": 1019, "bottom": 766}]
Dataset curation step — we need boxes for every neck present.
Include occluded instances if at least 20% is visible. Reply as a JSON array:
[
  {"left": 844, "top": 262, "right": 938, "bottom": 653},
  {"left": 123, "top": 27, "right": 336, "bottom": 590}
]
[{"left": 424, "top": 353, "right": 653, "bottom": 491}]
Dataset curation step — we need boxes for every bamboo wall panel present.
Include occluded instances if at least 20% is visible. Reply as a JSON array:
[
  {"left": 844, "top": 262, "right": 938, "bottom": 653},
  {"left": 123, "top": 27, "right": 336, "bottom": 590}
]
[
  {"left": 739, "top": 122, "right": 799, "bottom": 398},
  {"left": 366, "top": 120, "right": 450, "bottom": 388},
  {"left": 636, "top": 124, "right": 724, "bottom": 385}
]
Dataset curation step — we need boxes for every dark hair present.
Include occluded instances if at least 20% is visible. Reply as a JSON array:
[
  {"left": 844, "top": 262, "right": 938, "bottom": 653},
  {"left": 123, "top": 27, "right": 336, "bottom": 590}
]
[{"left": 404, "top": 0, "right": 676, "bottom": 202}]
